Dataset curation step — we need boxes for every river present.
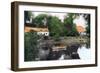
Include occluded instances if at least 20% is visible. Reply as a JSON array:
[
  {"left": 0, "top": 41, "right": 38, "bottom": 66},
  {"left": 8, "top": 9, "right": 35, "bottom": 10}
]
[{"left": 38, "top": 43, "right": 91, "bottom": 61}]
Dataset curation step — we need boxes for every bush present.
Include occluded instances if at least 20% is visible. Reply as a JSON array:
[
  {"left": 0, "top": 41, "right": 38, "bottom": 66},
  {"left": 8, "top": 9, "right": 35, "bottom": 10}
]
[{"left": 24, "top": 32, "right": 39, "bottom": 61}]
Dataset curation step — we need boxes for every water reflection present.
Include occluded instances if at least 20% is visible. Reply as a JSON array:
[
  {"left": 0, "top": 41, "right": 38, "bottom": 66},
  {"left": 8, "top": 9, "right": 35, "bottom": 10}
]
[{"left": 38, "top": 43, "right": 90, "bottom": 61}]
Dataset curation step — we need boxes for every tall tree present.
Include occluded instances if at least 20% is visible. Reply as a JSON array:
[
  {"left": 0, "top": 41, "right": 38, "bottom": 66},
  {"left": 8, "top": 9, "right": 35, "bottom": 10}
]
[{"left": 47, "top": 16, "right": 64, "bottom": 38}]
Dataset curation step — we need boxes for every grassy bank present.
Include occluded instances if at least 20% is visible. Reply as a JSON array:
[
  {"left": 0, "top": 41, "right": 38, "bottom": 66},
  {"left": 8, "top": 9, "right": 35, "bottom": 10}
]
[{"left": 54, "top": 36, "right": 90, "bottom": 46}]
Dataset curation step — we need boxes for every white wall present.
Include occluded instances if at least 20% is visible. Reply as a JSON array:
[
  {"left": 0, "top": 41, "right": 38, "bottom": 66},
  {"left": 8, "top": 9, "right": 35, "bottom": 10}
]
[{"left": 0, "top": 0, "right": 99, "bottom": 73}]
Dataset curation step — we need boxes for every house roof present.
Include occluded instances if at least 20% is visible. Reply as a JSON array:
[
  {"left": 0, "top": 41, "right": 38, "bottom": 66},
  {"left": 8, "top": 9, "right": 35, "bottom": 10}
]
[
  {"left": 25, "top": 26, "right": 49, "bottom": 32},
  {"left": 76, "top": 26, "right": 86, "bottom": 33}
]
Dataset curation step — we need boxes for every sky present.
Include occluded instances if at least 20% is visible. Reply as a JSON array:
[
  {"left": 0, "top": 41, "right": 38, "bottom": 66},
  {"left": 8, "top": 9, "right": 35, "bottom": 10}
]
[
  {"left": 31, "top": 11, "right": 88, "bottom": 28},
  {"left": 73, "top": 14, "right": 87, "bottom": 28}
]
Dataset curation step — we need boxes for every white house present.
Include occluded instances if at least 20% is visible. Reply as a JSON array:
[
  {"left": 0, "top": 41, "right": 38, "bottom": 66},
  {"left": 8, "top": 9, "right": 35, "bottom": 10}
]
[
  {"left": 37, "top": 31, "right": 49, "bottom": 36},
  {"left": 36, "top": 28, "right": 49, "bottom": 36}
]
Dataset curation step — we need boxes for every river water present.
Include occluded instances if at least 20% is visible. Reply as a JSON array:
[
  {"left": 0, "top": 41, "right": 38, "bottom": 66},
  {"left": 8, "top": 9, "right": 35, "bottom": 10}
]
[
  {"left": 58, "top": 43, "right": 91, "bottom": 60},
  {"left": 38, "top": 43, "right": 91, "bottom": 61}
]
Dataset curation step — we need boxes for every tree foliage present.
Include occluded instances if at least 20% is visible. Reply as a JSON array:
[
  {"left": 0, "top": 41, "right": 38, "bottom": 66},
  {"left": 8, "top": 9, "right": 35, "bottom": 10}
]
[
  {"left": 47, "top": 16, "right": 64, "bottom": 37},
  {"left": 24, "top": 32, "right": 39, "bottom": 61},
  {"left": 83, "top": 14, "right": 90, "bottom": 36},
  {"left": 25, "top": 13, "right": 81, "bottom": 37},
  {"left": 63, "top": 13, "right": 79, "bottom": 36},
  {"left": 34, "top": 14, "right": 48, "bottom": 27}
]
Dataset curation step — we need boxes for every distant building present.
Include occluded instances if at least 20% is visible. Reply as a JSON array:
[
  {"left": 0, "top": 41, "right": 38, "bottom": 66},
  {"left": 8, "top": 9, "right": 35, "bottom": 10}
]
[
  {"left": 25, "top": 26, "right": 49, "bottom": 36},
  {"left": 76, "top": 26, "right": 86, "bottom": 36}
]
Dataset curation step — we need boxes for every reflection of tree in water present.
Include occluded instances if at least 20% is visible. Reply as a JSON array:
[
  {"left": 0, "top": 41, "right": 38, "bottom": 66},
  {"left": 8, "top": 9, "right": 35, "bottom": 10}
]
[
  {"left": 64, "top": 44, "right": 80, "bottom": 59},
  {"left": 40, "top": 43, "right": 89, "bottom": 60},
  {"left": 86, "top": 39, "right": 90, "bottom": 49},
  {"left": 79, "top": 41, "right": 90, "bottom": 49},
  {"left": 33, "top": 36, "right": 90, "bottom": 61},
  {"left": 47, "top": 50, "right": 63, "bottom": 60},
  {"left": 38, "top": 43, "right": 81, "bottom": 60}
]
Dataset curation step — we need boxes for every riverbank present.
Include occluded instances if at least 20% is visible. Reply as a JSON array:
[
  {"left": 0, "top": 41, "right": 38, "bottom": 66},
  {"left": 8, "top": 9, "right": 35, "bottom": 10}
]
[{"left": 52, "top": 36, "right": 90, "bottom": 46}]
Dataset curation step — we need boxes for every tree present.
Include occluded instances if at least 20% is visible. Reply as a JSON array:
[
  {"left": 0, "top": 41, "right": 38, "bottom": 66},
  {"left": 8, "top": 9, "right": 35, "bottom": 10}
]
[
  {"left": 47, "top": 16, "right": 64, "bottom": 38},
  {"left": 83, "top": 14, "right": 90, "bottom": 37},
  {"left": 63, "top": 13, "right": 79, "bottom": 36},
  {"left": 24, "top": 32, "right": 39, "bottom": 61},
  {"left": 34, "top": 14, "right": 48, "bottom": 27}
]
